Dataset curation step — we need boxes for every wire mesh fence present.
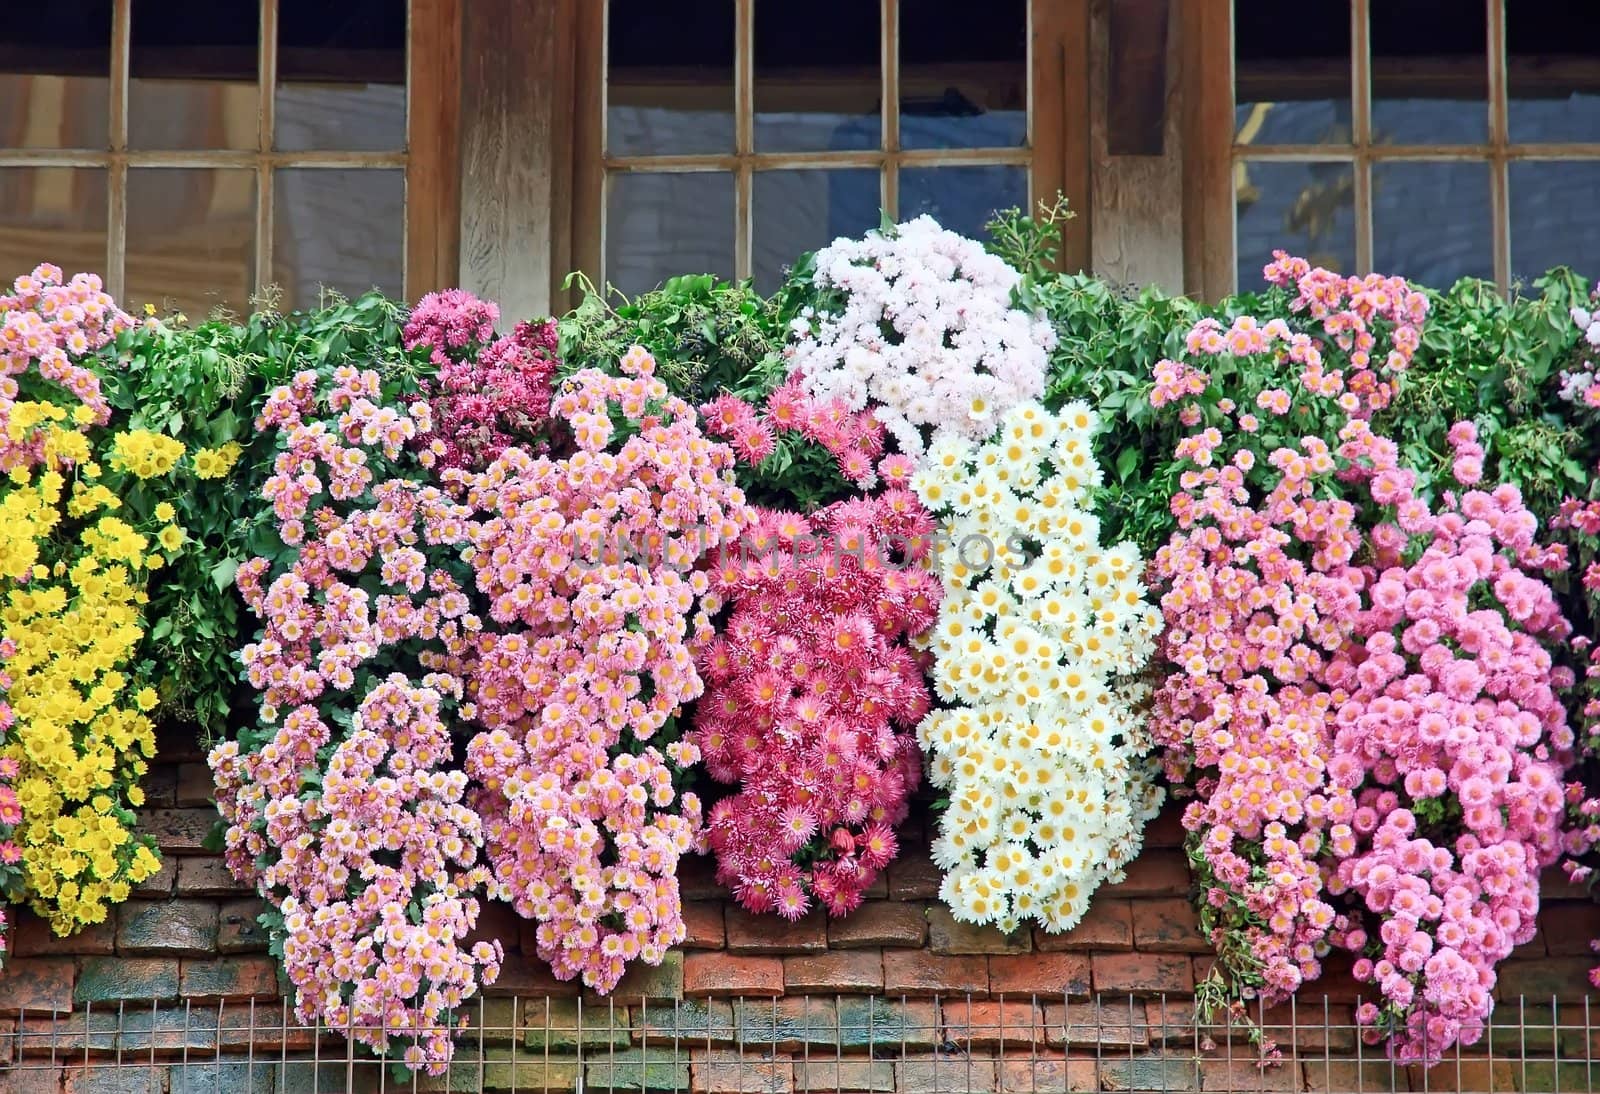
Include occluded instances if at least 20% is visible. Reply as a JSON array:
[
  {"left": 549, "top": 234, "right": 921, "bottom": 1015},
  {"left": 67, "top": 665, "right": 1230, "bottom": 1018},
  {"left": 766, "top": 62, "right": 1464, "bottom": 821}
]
[{"left": 2, "top": 992, "right": 1596, "bottom": 1093}]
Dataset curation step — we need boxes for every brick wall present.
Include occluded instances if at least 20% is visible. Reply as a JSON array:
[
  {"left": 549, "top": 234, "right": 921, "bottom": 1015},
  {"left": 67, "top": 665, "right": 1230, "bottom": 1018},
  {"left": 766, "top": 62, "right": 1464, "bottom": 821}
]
[{"left": 1, "top": 728, "right": 1596, "bottom": 1092}]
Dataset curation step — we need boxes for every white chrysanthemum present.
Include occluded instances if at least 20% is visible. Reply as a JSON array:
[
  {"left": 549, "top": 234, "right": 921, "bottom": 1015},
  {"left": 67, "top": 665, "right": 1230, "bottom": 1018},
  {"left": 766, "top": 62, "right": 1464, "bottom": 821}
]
[
  {"left": 913, "top": 400, "right": 1165, "bottom": 935},
  {"left": 787, "top": 216, "right": 1056, "bottom": 456}
]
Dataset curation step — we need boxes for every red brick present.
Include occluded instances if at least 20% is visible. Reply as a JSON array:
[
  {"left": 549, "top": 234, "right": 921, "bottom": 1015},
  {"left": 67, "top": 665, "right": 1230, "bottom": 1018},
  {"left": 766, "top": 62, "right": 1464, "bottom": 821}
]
[
  {"left": 1035, "top": 900, "right": 1132, "bottom": 952},
  {"left": 1511, "top": 928, "right": 1547, "bottom": 960},
  {"left": 12, "top": 912, "right": 115, "bottom": 957},
  {"left": 882, "top": 952, "right": 989, "bottom": 998},
  {"left": 215, "top": 898, "right": 269, "bottom": 954},
  {"left": 1199, "top": 1059, "right": 1299, "bottom": 1092},
  {"left": 484, "top": 957, "right": 581, "bottom": 997},
  {"left": 1046, "top": 1000, "right": 1149, "bottom": 1048},
  {"left": 179, "top": 958, "right": 281, "bottom": 1002},
  {"left": 1144, "top": 805, "right": 1187, "bottom": 848},
  {"left": 783, "top": 951, "right": 883, "bottom": 994},
  {"left": 679, "top": 854, "right": 724, "bottom": 900},
  {"left": 1539, "top": 864, "right": 1591, "bottom": 900},
  {"left": 1405, "top": 1060, "right": 1515, "bottom": 1093},
  {"left": 216, "top": 1006, "right": 322, "bottom": 1052},
  {"left": 0, "top": 958, "right": 74, "bottom": 1013},
  {"left": 591, "top": 951, "right": 684, "bottom": 1003},
  {"left": 987, "top": 953, "right": 1090, "bottom": 1000},
  {"left": 9, "top": 1065, "right": 66, "bottom": 1094},
  {"left": 1259, "top": 1004, "right": 1355, "bottom": 1052},
  {"left": 829, "top": 902, "right": 927, "bottom": 948},
  {"left": 1495, "top": 958, "right": 1595, "bottom": 1001},
  {"left": 691, "top": 1049, "right": 794, "bottom": 1094},
  {"left": 726, "top": 908, "right": 826, "bottom": 954},
  {"left": 1091, "top": 953, "right": 1194, "bottom": 996},
  {"left": 1000, "top": 1054, "right": 1097, "bottom": 1094},
  {"left": 927, "top": 909, "right": 1029, "bottom": 955},
  {"left": 174, "top": 857, "right": 249, "bottom": 897},
  {"left": 1144, "top": 998, "right": 1197, "bottom": 1046},
  {"left": 888, "top": 851, "right": 942, "bottom": 900},
  {"left": 463, "top": 901, "right": 521, "bottom": 951},
  {"left": 63, "top": 1062, "right": 161, "bottom": 1094},
  {"left": 134, "top": 809, "right": 218, "bottom": 853},
  {"left": 794, "top": 1058, "right": 896, "bottom": 1092},
  {"left": 174, "top": 762, "right": 216, "bottom": 807},
  {"left": 897, "top": 1053, "right": 998, "bottom": 1094},
  {"left": 1538, "top": 903, "right": 1596, "bottom": 956},
  {"left": 1098, "top": 850, "right": 1190, "bottom": 898},
  {"left": 1132, "top": 899, "right": 1210, "bottom": 954},
  {"left": 681, "top": 901, "right": 725, "bottom": 950},
  {"left": 684, "top": 953, "right": 784, "bottom": 998},
  {"left": 941, "top": 1000, "right": 1045, "bottom": 1047},
  {"left": 1300, "top": 952, "right": 1366, "bottom": 1004}
]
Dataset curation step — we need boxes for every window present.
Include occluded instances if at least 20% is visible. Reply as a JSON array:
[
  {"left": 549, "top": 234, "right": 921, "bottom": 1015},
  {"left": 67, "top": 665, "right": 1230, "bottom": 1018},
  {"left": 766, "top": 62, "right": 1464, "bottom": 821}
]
[
  {"left": 0, "top": 0, "right": 454, "bottom": 315},
  {"left": 595, "top": 0, "right": 1062, "bottom": 297},
  {"left": 1230, "top": 0, "right": 1600, "bottom": 294}
]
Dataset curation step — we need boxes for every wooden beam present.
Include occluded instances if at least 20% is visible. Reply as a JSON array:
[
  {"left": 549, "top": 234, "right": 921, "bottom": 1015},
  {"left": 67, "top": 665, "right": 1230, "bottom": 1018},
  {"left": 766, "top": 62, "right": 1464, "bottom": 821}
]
[
  {"left": 1030, "top": 0, "right": 1091, "bottom": 273},
  {"left": 1107, "top": 0, "right": 1171, "bottom": 155},
  {"left": 407, "top": 0, "right": 461, "bottom": 298},
  {"left": 1179, "top": 0, "right": 1233, "bottom": 299}
]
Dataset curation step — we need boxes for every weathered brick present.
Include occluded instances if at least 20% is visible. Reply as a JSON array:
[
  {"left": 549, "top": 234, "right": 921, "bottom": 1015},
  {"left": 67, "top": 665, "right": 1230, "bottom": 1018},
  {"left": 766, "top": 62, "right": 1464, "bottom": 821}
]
[
  {"left": 1003, "top": 1055, "right": 1097, "bottom": 1094},
  {"left": 216, "top": 897, "right": 270, "bottom": 954},
  {"left": 481, "top": 1052, "right": 583, "bottom": 1093},
  {"left": 275, "top": 1058, "right": 390, "bottom": 1093},
  {"left": 927, "top": 908, "right": 1029, "bottom": 955},
  {"left": 452, "top": 997, "right": 520, "bottom": 1045},
  {"left": 0, "top": 957, "right": 75, "bottom": 1013},
  {"left": 131, "top": 857, "right": 176, "bottom": 899},
  {"left": 16, "top": 1012, "right": 119, "bottom": 1057},
  {"left": 1091, "top": 953, "right": 1194, "bottom": 996},
  {"left": 135, "top": 808, "right": 218, "bottom": 853},
  {"left": 794, "top": 1058, "right": 896, "bottom": 1092},
  {"left": 734, "top": 997, "right": 839, "bottom": 1048},
  {"left": 1094, "top": 1053, "right": 1197, "bottom": 1091},
  {"left": 836, "top": 997, "right": 941, "bottom": 1050},
  {"left": 1132, "top": 898, "right": 1210, "bottom": 953},
  {"left": 882, "top": 952, "right": 989, "bottom": 998},
  {"left": 681, "top": 901, "right": 725, "bottom": 950},
  {"left": 1259, "top": 1003, "right": 1355, "bottom": 1052},
  {"left": 684, "top": 953, "right": 784, "bottom": 998},
  {"left": 63, "top": 1065, "right": 163, "bottom": 1094},
  {"left": 521, "top": 998, "right": 632, "bottom": 1051},
  {"left": 888, "top": 851, "right": 942, "bottom": 900},
  {"left": 1034, "top": 900, "right": 1132, "bottom": 952},
  {"left": 1537, "top": 903, "right": 1596, "bottom": 956},
  {"left": 180, "top": 957, "right": 281, "bottom": 1001},
  {"left": 725, "top": 908, "right": 826, "bottom": 955},
  {"left": 588, "top": 950, "right": 683, "bottom": 1004},
  {"left": 829, "top": 902, "right": 927, "bottom": 948},
  {"left": 691, "top": 1049, "right": 793, "bottom": 1094},
  {"left": 897, "top": 1053, "right": 999, "bottom": 1094},
  {"left": 1516, "top": 1060, "right": 1596, "bottom": 1093},
  {"left": 13, "top": 912, "right": 115, "bottom": 957},
  {"left": 1301, "top": 1060, "right": 1411, "bottom": 1092},
  {"left": 987, "top": 953, "right": 1090, "bottom": 1000},
  {"left": 631, "top": 999, "right": 737, "bottom": 1044},
  {"left": 117, "top": 900, "right": 218, "bottom": 956},
  {"left": 1199, "top": 1058, "right": 1299, "bottom": 1092},
  {"left": 586, "top": 1048, "right": 690, "bottom": 1092},
  {"left": 140, "top": 764, "right": 179, "bottom": 807},
  {"left": 216, "top": 1007, "right": 322, "bottom": 1054},
  {"left": 782, "top": 950, "right": 883, "bottom": 993},
  {"left": 117, "top": 1007, "right": 221, "bottom": 1054},
  {"left": 1046, "top": 999, "right": 1149, "bottom": 1048},
  {"left": 1098, "top": 851, "right": 1190, "bottom": 898},
  {"left": 1494, "top": 958, "right": 1594, "bottom": 1002},
  {"left": 1538, "top": 864, "right": 1590, "bottom": 901},
  {"left": 9, "top": 1065, "right": 66, "bottom": 1094},
  {"left": 1404, "top": 1059, "right": 1515, "bottom": 1093},
  {"left": 941, "top": 1000, "right": 1045, "bottom": 1047},
  {"left": 155, "top": 726, "right": 208, "bottom": 763},
  {"left": 169, "top": 1060, "right": 278, "bottom": 1094},
  {"left": 679, "top": 855, "right": 724, "bottom": 901},
  {"left": 172, "top": 858, "right": 249, "bottom": 897},
  {"left": 174, "top": 762, "right": 217, "bottom": 807},
  {"left": 74, "top": 958, "right": 180, "bottom": 1004},
  {"left": 485, "top": 958, "right": 582, "bottom": 998},
  {"left": 1143, "top": 997, "right": 1197, "bottom": 1046}
]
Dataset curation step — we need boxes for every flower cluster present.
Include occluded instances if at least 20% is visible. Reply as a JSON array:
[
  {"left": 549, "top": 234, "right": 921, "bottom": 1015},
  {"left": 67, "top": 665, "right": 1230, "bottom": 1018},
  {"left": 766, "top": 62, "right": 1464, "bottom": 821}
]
[
  {"left": 457, "top": 347, "right": 752, "bottom": 992},
  {"left": 785, "top": 216, "right": 1055, "bottom": 460},
  {"left": 212, "top": 363, "right": 500, "bottom": 1073},
  {"left": 913, "top": 400, "right": 1164, "bottom": 933},
  {"left": 692, "top": 495, "right": 940, "bottom": 919},
  {"left": 1556, "top": 294, "right": 1600, "bottom": 407}
]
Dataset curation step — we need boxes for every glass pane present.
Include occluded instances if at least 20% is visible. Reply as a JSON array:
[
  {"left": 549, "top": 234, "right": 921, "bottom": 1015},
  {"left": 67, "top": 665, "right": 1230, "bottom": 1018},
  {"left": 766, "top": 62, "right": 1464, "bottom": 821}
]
[
  {"left": 755, "top": 2, "right": 879, "bottom": 152},
  {"left": 0, "top": 1, "right": 112, "bottom": 149},
  {"left": 273, "top": 169, "right": 404, "bottom": 310},
  {"left": 126, "top": 169, "right": 255, "bottom": 318},
  {"left": 0, "top": 168, "right": 107, "bottom": 283},
  {"left": 1235, "top": 160, "right": 1355, "bottom": 292},
  {"left": 606, "top": 172, "right": 734, "bottom": 297},
  {"left": 1234, "top": 0, "right": 1352, "bottom": 145},
  {"left": 900, "top": 0, "right": 1026, "bottom": 150},
  {"left": 129, "top": 0, "right": 258, "bottom": 150},
  {"left": 753, "top": 169, "right": 880, "bottom": 294},
  {"left": 1370, "top": 2, "right": 1487, "bottom": 145},
  {"left": 607, "top": 0, "right": 734, "bottom": 156},
  {"left": 1372, "top": 162, "right": 1492, "bottom": 286},
  {"left": 1510, "top": 161, "right": 1600, "bottom": 286},
  {"left": 276, "top": 0, "right": 406, "bottom": 151},
  {"left": 1508, "top": 5, "right": 1600, "bottom": 143},
  {"left": 899, "top": 165, "right": 1026, "bottom": 241}
]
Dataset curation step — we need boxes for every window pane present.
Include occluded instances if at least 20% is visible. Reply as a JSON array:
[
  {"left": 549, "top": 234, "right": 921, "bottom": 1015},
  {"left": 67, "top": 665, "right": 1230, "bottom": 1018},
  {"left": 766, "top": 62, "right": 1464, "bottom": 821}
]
[
  {"left": 273, "top": 169, "right": 404, "bottom": 310},
  {"left": 606, "top": 172, "right": 734, "bottom": 297},
  {"left": 276, "top": 0, "right": 406, "bottom": 152},
  {"left": 0, "top": 168, "right": 107, "bottom": 282},
  {"left": 126, "top": 168, "right": 255, "bottom": 318},
  {"left": 1234, "top": 0, "right": 1351, "bottom": 145},
  {"left": 1508, "top": 3, "right": 1600, "bottom": 143},
  {"left": 607, "top": 0, "right": 734, "bottom": 156},
  {"left": 1510, "top": 161, "right": 1600, "bottom": 285},
  {"left": 753, "top": 169, "right": 880, "bottom": 294},
  {"left": 755, "top": 2, "right": 879, "bottom": 152},
  {"left": 1235, "top": 160, "right": 1355, "bottom": 291},
  {"left": 1372, "top": 162, "right": 1492, "bottom": 286},
  {"left": 900, "top": 0, "right": 1026, "bottom": 150},
  {"left": 899, "top": 165, "right": 1026, "bottom": 241},
  {"left": 129, "top": 0, "right": 258, "bottom": 150},
  {"left": 0, "top": 0, "right": 111, "bottom": 149},
  {"left": 1370, "top": 2, "right": 1487, "bottom": 145}
]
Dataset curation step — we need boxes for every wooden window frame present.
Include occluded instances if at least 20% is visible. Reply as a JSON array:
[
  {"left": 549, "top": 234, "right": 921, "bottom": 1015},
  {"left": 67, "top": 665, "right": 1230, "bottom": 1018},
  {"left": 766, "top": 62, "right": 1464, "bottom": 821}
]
[
  {"left": 1189, "top": 0, "right": 1600, "bottom": 300},
  {"left": 0, "top": 0, "right": 459, "bottom": 303},
  {"left": 563, "top": 0, "right": 1089, "bottom": 304}
]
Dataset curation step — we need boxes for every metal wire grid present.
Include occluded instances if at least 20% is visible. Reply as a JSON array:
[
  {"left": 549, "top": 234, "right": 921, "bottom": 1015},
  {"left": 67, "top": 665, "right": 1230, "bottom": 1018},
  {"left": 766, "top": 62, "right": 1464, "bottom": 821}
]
[{"left": 2, "top": 992, "right": 1596, "bottom": 1093}]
